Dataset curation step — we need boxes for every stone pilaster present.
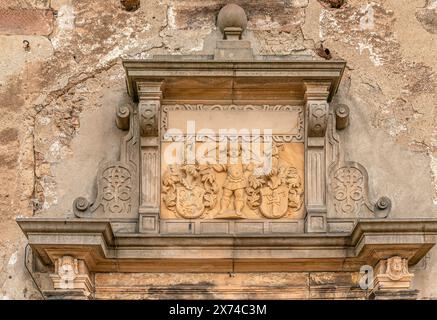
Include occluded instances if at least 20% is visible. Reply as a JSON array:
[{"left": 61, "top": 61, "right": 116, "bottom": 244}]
[
  {"left": 137, "top": 81, "right": 163, "bottom": 233},
  {"left": 369, "top": 256, "right": 418, "bottom": 300},
  {"left": 304, "top": 81, "right": 331, "bottom": 233}
]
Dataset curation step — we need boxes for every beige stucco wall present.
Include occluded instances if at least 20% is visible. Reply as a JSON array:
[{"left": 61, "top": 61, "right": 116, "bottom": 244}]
[{"left": 0, "top": 0, "right": 436, "bottom": 299}]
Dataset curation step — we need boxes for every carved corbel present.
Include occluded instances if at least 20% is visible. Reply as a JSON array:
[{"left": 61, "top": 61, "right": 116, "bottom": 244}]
[
  {"left": 330, "top": 161, "right": 391, "bottom": 218},
  {"left": 45, "top": 255, "right": 94, "bottom": 300},
  {"left": 304, "top": 81, "right": 331, "bottom": 233},
  {"left": 369, "top": 256, "right": 418, "bottom": 300},
  {"left": 137, "top": 81, "right": 163, "bottom": 233},
  {"left": 137, "top": 82, "right": 162, "bottom": 137}
]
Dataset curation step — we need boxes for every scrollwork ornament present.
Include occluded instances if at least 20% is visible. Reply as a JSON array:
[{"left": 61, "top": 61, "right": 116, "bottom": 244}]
[
  {"left": 245, "top": 144, "right": 304, "bottom": 219},
  {"left": 330, "top": 161, "right": 392, "bottom": 218},
  {"left": 308, "top": 102, "right": 329, "bottom": 137},
  {"left": 73, "top": 197, "right": 90, "bottom": 217},
  {"left": 332, "top": 166, "right": 364, "bottom": 215},
  {"left": 139, "top": 100, "right": 159, "bottom": 137},
  {"left": 73, "top": 162, "right": 135, "bottom": 217}
]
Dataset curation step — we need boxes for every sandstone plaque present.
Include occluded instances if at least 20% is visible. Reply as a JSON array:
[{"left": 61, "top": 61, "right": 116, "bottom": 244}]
[{"left": 160, "top": 104, "right": 305, "bottom": 220}]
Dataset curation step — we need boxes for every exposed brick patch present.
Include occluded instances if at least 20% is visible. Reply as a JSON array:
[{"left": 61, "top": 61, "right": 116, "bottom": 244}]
[{"left": 0, "top": 9, "right": 53, "bottom": 35}]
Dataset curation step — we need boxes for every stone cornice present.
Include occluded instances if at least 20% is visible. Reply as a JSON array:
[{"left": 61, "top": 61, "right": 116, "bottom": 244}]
[
  {"left": 122, "top": 59, "right": 346, "bottom": 103},
  {"left": 16, "top": 218, "right": 437, "bottom": 273}
]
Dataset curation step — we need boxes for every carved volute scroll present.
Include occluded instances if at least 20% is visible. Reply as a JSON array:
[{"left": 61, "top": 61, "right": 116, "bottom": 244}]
[
  {"left": 304, "top": 81, "right": 331, "bottom": 233},
  {"left": 327, "top": 106, "right": 391, "bottom": 220},
  {"left": 73, "top": 103, "right": 139, "bottom": 219},
  {"left": 115, "top": 105, "right": 130, "bottom": 130},
  {"left": 370, "top": 256, "right": 416, "bottom": 299}
]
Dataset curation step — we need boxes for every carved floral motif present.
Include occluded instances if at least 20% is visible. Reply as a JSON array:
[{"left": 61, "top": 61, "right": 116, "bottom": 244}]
[
  {"left": 101, "top": 165, "right": 132, "bottom": 214},
  {"left": 332, "top": 166, "right": 364, "bottom": 215}
]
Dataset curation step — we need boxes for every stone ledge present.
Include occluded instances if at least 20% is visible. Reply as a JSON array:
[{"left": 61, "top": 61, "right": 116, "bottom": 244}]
[
  {"left": 16, "top": 218, "right": 437, "bottom": 273},
  {"left": 122, "top": 58, "right": 346, "bottom": 103}
]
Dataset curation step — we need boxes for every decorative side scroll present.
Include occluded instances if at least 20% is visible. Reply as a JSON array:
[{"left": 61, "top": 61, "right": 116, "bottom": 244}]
[
  {"left": 139, "top": 100, "right": 159, "bottom": 137},
  {"left": 329, "top": 156, "right": 391, "bottom": 218},
  {"left": 308, "top": 102, "right": 329, "bottom": 137},
  {"left": 332, "top": 166, "right": 364, "bottom": 215},
  {"left": 73, "top": 104, "right": 139, "bottom": 218},
  {"left": 161, "top": 142, "right": 304, "bottom": 220},
  {"left": 74, "top": 163, "right": 136, "bottom": 218},
  {"left": 326, "top": 108, "right": 392, "bottom": 219}
]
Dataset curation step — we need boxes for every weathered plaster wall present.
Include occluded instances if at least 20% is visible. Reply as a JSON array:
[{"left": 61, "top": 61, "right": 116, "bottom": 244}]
[{"left": 0, "top": 0, "right": 436, "bottom": 299}]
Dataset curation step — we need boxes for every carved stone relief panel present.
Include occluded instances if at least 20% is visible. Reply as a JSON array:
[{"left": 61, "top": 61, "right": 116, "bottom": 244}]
[
  {"left": 160, "top": 104, "right": 305, "bottom": 220},
  {"left": 161, "top": 142, "right": 304, "bottom": 220}
]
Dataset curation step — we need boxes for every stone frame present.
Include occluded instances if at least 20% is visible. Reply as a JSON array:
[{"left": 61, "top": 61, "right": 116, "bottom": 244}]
[
  {"left": 16, "top": 58, "right": 437, "bottom": 299},
  {"left": 14, "top": 5, "right": 437, "bottom": 297}
]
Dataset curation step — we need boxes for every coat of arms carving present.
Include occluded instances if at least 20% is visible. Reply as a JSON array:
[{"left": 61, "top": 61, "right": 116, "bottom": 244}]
[
  {"left": 246, "top": 143, "right": 303, "bottom": 219},
  {"left": 161, "top": 142, "right": 304, "bottom": 220},
  {"left": 162, "top": 164, "right": 219, "bottom": 219}
]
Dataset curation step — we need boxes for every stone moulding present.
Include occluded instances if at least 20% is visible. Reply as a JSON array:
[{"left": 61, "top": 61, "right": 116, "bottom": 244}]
[
  {"left": 16, "top": 218, "right": 437, "bottom": 273},
  {"left": 122, "top": 59, "right": 346, "bottom": 104},
  {"left": 161, "top": 104, "right": 305, "bottom": 142}
]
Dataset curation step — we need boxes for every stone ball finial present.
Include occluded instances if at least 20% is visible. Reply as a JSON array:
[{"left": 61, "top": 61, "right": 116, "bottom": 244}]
[{"left": 217, "top": 4, "right": 248, "bottom": 34}]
